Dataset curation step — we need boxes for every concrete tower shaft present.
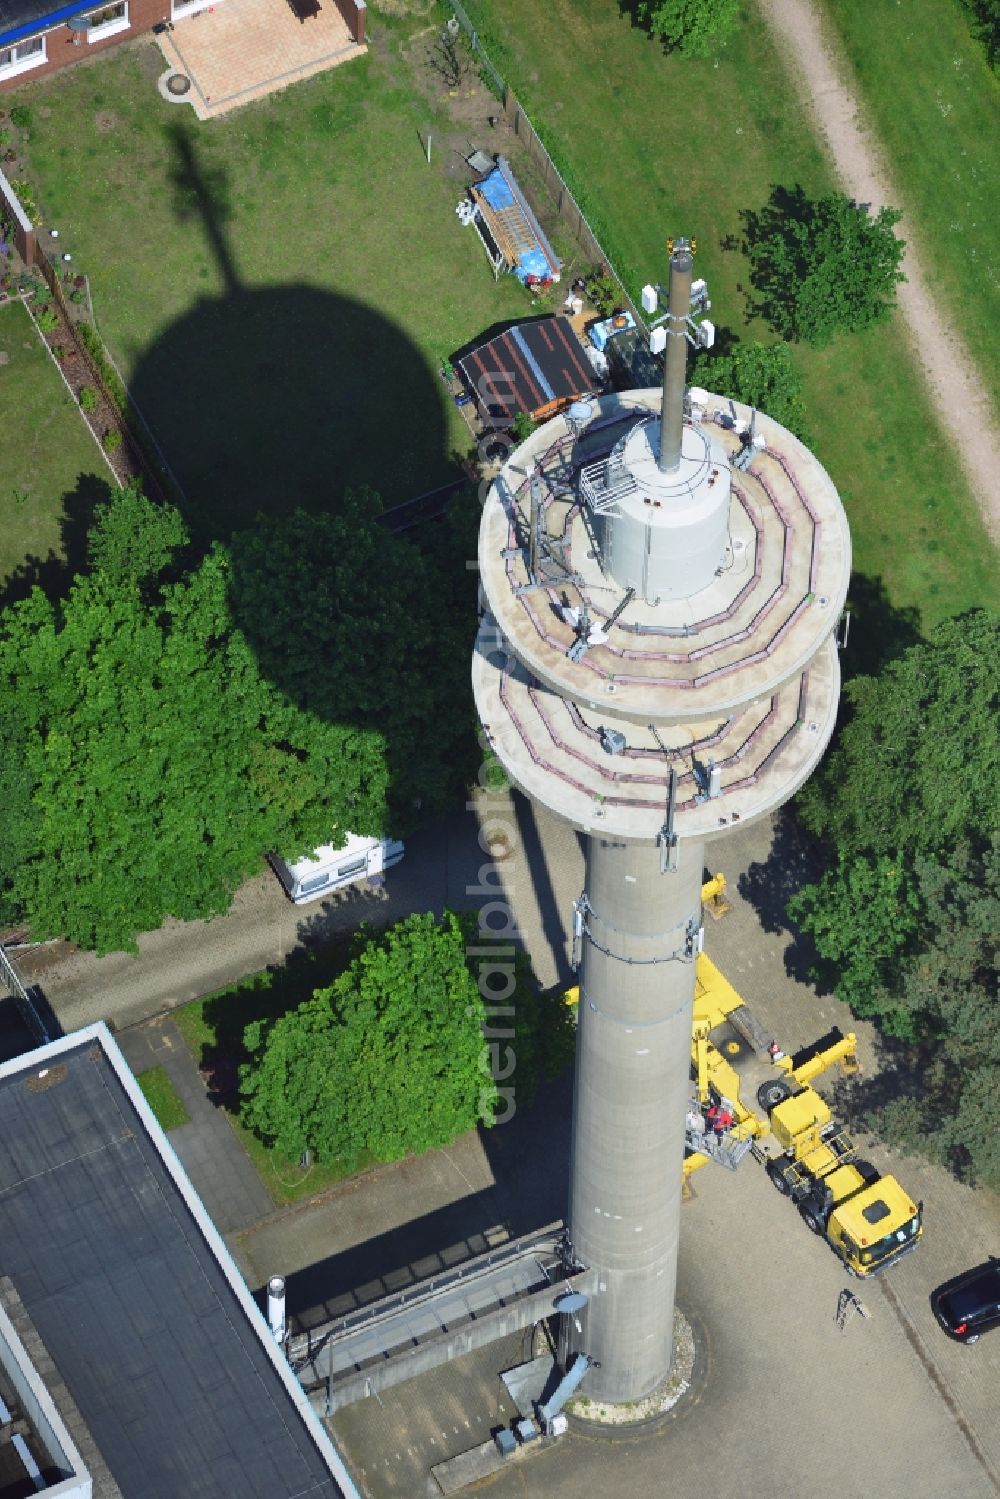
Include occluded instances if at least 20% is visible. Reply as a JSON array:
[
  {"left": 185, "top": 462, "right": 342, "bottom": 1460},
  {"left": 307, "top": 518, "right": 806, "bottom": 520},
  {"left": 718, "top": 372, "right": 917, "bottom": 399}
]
[
  {"left": 472, "top": 250, "right": 850, "bottom": 1407},
  {"left": 567, "top": 838, "right": 704, "bottom": 1397}
]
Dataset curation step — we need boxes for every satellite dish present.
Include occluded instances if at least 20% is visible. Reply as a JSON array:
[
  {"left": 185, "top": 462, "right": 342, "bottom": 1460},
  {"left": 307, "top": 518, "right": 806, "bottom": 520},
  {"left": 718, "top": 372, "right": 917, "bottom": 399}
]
[
  {"left": 569, "top": 401, "right": 594, "bottom": 424},
  {"left": 554, "top": 1291, "right": 589, "bottom": 1315}
]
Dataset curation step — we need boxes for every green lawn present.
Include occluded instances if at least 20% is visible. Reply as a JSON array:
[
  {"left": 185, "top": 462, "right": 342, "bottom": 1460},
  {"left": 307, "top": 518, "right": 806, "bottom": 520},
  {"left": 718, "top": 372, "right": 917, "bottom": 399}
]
[
  {"left": 463, "top": 0, "right": 999, "bottom": 637},
  {"left": 0, "top": 300, "right": 110, "bottom": 587},
  {"left": 818, "top": 0, "right": 1000, "bottom": 406},
  {"left": 136, "top": 1064, "right": 191, "bottom": 1131},
  {"left": 173, "top": 953, "right": 373, "bottom": 1206},
  {"left": 16, "top": 31, "right": 531, "bottom": 542}
]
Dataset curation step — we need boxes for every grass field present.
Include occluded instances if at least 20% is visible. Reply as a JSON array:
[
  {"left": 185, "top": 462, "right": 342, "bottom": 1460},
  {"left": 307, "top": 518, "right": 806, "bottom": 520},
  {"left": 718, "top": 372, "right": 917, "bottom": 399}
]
[
  {"left": 173, "top": 955, "right": 373, "bottom": 1206},
  {"left": 0, "top": 300, "right": 110, "bottom": 586},
  {"left": 16, "top": 30, "right": 530, "bottom": 542},
  {"left": 818, "top": 0, "right": 1000, "bottom": 406},
  {"left": 136, "top": 1064, "right": 191, "bottom": 1131},
  {"left": 462, "top": 0, "right": 999, "bottom": 637}
]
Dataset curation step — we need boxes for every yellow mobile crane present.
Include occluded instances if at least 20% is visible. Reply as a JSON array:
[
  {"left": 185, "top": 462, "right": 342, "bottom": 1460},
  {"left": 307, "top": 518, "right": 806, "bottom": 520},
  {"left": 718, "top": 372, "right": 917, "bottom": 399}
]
[
  {"left": 687, "top": 949, "right": 923, "bottom": 1277},
  {"left": 564, "top": 876, "right": 923, "bottom": 1277}
]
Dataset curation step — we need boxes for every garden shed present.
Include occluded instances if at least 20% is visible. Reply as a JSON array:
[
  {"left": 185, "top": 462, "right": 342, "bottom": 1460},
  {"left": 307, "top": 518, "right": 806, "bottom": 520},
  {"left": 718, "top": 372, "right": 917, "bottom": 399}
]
[{"left": 457, "top": 316, "right": 595, "bottom": 425}]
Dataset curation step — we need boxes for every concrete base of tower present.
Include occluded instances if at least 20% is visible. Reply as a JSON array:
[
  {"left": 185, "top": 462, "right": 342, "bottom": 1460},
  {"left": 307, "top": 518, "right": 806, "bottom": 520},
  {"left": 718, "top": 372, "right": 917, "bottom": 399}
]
[{"left": 563, "top": 835, "right": 704, "bottom": 1404}]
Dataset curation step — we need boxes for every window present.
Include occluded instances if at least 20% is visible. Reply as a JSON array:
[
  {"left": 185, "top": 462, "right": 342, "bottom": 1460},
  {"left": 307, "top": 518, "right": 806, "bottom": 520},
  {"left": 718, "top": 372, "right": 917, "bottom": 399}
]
[
  {"left": 86, "top": 2, "right": 129, "bottom": 40},
  {"left": 299, "top": 873, "right": 330, "bottom": 895},
  {"left": 0, "top": 35, "right": 45, "bottom": 77},
  {"left": 334, "top": 857, "right": 368, "bottom": 882},
  {"left": 171, "top": 0, "right": 225, "bottom": 17}
]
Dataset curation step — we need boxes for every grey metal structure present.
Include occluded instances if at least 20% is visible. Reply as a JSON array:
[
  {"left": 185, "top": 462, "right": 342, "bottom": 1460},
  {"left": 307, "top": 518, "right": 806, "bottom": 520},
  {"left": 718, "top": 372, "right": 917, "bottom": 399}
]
[{"left": 472, "top": 241, "right": 851, "bottom": 1403}]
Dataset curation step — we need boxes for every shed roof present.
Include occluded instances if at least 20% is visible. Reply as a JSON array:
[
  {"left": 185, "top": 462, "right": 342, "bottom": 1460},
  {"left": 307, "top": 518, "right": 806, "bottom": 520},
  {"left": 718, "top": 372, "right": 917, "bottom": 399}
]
[{"left": 457, "top": 316, "right": 595, "bottom": 422}]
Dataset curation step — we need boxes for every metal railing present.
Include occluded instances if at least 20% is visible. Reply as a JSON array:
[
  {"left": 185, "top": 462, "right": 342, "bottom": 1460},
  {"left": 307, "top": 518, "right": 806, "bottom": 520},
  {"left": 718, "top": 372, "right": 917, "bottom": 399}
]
[
  {"left": 289, "top": 1221, "right": 568, "bottom": 1375},
  {"left": 0, "top": 947, "right": 53, "bottom": 1045}
]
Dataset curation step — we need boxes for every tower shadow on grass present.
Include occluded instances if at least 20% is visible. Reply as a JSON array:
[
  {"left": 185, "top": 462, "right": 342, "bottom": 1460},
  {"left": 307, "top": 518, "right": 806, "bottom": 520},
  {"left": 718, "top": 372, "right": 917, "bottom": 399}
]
[{"left": 130, "top": 127, "right": 449, "bottom": 542}]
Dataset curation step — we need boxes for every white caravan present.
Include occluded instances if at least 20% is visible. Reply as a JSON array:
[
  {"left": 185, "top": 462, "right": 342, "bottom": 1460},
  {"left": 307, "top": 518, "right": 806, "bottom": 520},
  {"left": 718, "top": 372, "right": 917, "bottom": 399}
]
[{"left": 269, "top": 834, "right": 404, "bottom": 905}]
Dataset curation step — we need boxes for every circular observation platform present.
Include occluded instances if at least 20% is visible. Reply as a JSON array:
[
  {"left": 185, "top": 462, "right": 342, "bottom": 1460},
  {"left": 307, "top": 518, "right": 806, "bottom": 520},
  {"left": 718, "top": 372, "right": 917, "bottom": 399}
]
[{"left": 473, "top": 389, "right": 851, "bottom": 843}]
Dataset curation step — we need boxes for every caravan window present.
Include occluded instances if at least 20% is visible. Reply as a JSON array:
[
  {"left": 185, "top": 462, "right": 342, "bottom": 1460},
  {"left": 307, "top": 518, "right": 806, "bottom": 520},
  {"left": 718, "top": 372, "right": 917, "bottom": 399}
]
[
  {"left": 299, "top": 873, "right": 330, "bottom": 895},
  {"left": 335, "top": 857, "right": 368, "bottom": 882}
]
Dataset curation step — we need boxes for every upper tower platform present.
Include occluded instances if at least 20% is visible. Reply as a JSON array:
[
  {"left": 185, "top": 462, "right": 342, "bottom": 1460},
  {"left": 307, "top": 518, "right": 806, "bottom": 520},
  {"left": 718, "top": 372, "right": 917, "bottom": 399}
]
[{"left": 473, "top": 386, "right": 851, "bottom": 844}]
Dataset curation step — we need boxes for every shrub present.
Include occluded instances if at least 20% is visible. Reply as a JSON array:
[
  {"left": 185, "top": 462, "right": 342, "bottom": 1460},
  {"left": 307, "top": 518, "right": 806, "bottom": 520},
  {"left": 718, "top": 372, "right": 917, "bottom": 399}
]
[
  {"left": 76, "top": 321, "right": 127, "bottom": 412},
  {"left": 9, "top": 105, "right": 31, "bottom": 129},
  {"left": 586, "top": 264, "right": 620, "bottom": 318},
  {"left": 10, "top": 178, "right": 40, "bottom": 225},
  {"left": 35, "top": 306, "right": 59, "bottom": 332},
  {"left": 79, "top": 385, "right": 98, "bottom": 413},
  {"left": 103, "top": 428, "right": 123, "bottom": 452},
  {"left": 511, "top": 410, "right": 537, "bottom": 442}
]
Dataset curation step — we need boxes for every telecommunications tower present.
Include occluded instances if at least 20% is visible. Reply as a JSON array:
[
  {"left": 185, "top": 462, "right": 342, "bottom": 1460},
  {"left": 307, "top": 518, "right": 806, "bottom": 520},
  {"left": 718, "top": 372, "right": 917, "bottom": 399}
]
[{"left": 472, "top": 239, "right": 851, "bottom": 1404}]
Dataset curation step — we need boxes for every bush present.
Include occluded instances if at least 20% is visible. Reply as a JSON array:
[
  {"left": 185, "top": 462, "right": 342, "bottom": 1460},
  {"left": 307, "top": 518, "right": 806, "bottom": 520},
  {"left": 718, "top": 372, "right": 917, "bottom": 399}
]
[
  {"left": 79, "top": 385, "right": 98, "bottom": 413},
  {"left": 10, "top": 178, "right": 40, "bottom": 225},
  {"left": 76, "top": 321, "right": 127, "bottom": 412},
  {"left": 103, "top": 428, "right": 123, "bottom": 452},
  {"left": 586, "top": 264, "right": 620, "bottom": 318},
  {"left": 9, "top": 105, "right": 31, "bottom": 129},
  {"left": 511, "top": 410, "right": 537, "bottom": 442},
  {"left": 35, "top": 306, "right": 58, "bottom": 332}
]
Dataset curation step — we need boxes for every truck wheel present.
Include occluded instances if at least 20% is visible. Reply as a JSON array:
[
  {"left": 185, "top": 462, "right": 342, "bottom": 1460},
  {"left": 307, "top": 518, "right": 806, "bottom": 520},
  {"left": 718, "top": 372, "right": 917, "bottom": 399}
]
[
  {"left": 766, "top": 1160, "right": 791, "bottom": 1196},
  {"left": 757, "top": 1079, "right": 792, "bottom": 1112},
  {"left": 801, "top": 1207, "right": 823, "bottom": 1235}
]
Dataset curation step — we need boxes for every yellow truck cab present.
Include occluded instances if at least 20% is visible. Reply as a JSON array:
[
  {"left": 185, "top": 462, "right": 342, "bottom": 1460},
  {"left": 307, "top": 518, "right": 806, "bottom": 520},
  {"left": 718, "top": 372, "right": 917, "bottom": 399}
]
[{"left": 765, "top": 1088, "right": 923, "bottom": 1276}]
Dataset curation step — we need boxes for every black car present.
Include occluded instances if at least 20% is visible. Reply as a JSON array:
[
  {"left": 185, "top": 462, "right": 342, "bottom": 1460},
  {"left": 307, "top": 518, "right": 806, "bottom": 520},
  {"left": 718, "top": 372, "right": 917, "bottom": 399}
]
[{"left": 931, "top": 1258, "right": 1000, "bottom": 1344}]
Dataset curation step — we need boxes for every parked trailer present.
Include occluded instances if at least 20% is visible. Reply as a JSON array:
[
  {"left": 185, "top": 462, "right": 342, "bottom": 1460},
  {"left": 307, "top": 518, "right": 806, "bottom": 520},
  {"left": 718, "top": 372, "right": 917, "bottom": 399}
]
[{"left": 269, "top": 835, "right": 404, "bottom": 905}]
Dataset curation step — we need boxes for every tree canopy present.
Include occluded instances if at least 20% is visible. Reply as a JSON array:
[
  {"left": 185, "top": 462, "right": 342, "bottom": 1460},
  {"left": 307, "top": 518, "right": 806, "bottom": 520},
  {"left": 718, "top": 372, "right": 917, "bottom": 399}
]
[
  {"left": 795, "top": 609, "right": 1000, "bottom": 859},
  {"left": 741, "top": 186, "right": 906, "bottom": 345},
  {"left": 963, "top": 0, "right": 1000, "bottom": 68},
  {"left": 788, "top": 610, "right": 1000, "bottom": 1186},
  {"left": 238, "top": 910, "right": 576, "bottom": 1169},
  {"left": 239, "top": 912, "right": 495, "bottom": 1168},
  {"left": 691, "top": 340, "right": 809, "bottom": 440},
  {"left": 0, "top": 486, "right": 479, "bottom": 952},
  {"left": 635, "top": 0, "right": 740, "bottom": 55}
]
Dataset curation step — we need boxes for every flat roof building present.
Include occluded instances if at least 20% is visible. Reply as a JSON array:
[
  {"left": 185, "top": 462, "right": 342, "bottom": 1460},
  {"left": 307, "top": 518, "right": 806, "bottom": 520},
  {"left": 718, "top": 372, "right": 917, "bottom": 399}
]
[{"left": 0, "top": 1025, "right": 360, "bottom": 1499}]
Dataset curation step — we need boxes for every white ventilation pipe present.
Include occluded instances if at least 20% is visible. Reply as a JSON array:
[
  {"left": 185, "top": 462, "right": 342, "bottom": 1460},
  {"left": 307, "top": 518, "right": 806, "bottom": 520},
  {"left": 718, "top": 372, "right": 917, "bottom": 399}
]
[{"left": 267, "top": 1276, "right": 286, "bottom": 1344}]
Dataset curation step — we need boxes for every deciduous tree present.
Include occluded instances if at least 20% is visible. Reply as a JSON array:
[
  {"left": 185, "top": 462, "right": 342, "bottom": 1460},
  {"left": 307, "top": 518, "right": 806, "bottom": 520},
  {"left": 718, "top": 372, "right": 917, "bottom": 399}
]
[
  {"left": 635, "top": 0, "right": 740, "bottom": 55},
  {"left": 240, "top": 913, "right": 496, "bottom": 1167},
  {"left": 691, "top": 340, "right": 809, "bottom": 440},
  {"left": 741, "top": 186, "right": 905, "bottom": 345}
]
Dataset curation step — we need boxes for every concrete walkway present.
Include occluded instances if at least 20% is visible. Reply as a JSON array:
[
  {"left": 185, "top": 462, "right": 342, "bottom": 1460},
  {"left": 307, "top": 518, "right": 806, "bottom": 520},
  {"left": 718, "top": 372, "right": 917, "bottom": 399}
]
[{"left": 117, "top": 1016, "right": 274, "bottom": 1234}]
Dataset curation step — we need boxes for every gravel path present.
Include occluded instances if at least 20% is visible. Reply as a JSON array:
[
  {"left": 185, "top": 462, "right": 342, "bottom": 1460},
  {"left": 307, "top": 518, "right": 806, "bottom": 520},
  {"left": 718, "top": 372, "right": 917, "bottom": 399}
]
[{"left": 759, "top": 0, "right": 1000, "bottom": 544}]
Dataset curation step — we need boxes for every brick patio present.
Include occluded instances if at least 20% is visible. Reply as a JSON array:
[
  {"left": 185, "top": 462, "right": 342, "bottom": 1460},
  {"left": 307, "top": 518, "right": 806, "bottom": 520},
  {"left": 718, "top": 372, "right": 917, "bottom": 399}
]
[{"left": 158, "top": 0, "right": 365, "bottom": 121}]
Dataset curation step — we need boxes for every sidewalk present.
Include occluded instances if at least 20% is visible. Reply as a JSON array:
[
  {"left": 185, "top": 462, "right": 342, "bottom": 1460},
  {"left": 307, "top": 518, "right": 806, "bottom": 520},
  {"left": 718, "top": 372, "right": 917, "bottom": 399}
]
[{"left": 117, "top": 1016, "right": 273, "bottom": 1235}]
